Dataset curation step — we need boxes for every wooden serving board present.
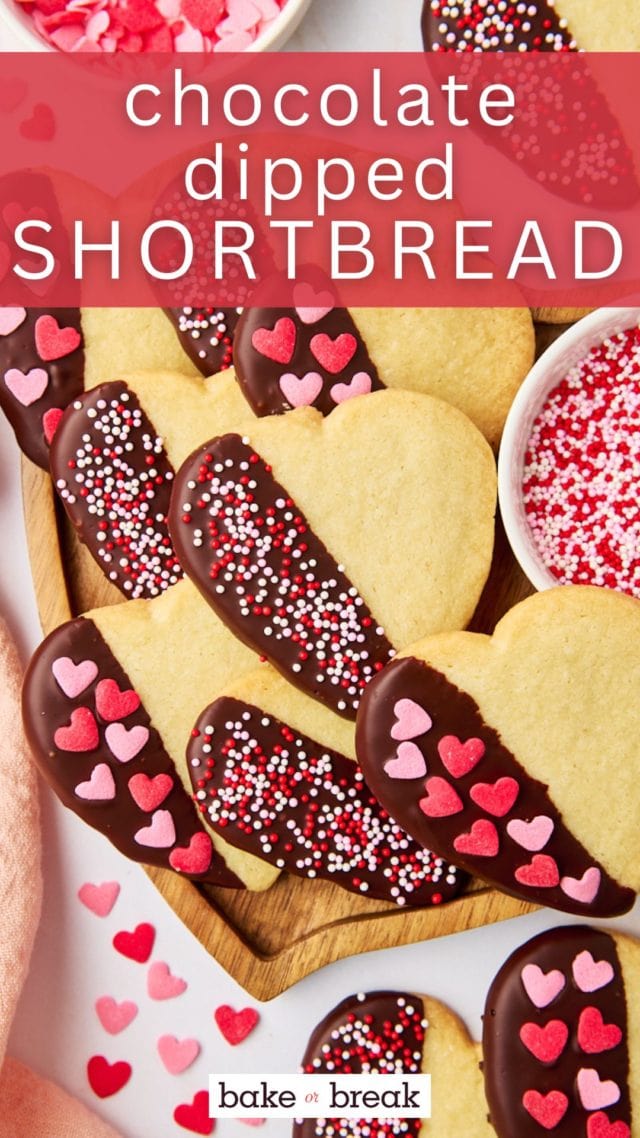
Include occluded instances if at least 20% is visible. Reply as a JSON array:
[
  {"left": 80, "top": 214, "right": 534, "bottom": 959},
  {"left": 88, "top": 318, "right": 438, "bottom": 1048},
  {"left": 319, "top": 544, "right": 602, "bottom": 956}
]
[{"left": 23, "top": 326, "right": 565, "bottom": 1000}]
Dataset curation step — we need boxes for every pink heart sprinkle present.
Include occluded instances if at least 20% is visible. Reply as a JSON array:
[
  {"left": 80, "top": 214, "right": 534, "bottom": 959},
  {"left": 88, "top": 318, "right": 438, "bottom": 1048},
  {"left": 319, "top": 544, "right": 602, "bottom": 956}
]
[
  {"left": 85, "top": 7, "right": 108, "bottom": 37},
  {"left": 95, "top": 996, "right": 138, "bottom": 1035},
  {"left": 279, "top": 371, "right": 323, "bottom": 409},
  {"left": 391, "top": 698, "right": 432, "bottom": 742},
  {"left": 521, "top": 963, "right": 566, "bottom": 1009},
  {"left": 148, "top": 961, "right": 187, "bottom": 1001},
  {"left": 75, "top": 763, "right": 116, "bottom": 802},
  {"left": 134, "top": 809, "right": 176, "bottom": 849},
  {"left": 330, "top": 373, "right": 372, "bottom": 405},
  {"left": 572, "top": 950, "right": 615, "bottom": 993},
  {"left": 0, "top": 307, "right": 26, "bottom": 336},
  {"left": 506, "top": 815, "right": 554, "bottom": 852},
  {"left": 383, "top": 741, "right": 427, "bottom": 781},
  {"left": 77, "top": 880, "right": 120, "bottom": 917},
  {"left": 105, "top": 722, "right": 149, "bottom": 764},
  {"left": 51, "top": 655, "right": 98, "bottom": 699},
  {"left": 4, "top": 367, "right": 48, "bottom": 407},
  {"left": 560, "top": 866, "right": 601, "bottom": 905},
  {"left": 577, "top": 1068, "right": 621, "bottom": 1112},
  {"left": 157, "top": 1034, "right": 200, "bottom": 1074}
]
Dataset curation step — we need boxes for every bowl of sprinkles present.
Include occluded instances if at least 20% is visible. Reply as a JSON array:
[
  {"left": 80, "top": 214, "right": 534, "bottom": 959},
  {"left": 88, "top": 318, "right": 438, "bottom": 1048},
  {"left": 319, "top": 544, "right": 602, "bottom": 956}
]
[
  {"left": 499, "top": 306, "right": 640, "bottom": 597},
  {"left": 1, "top": 0, "right": 310, "bottom": 53}
]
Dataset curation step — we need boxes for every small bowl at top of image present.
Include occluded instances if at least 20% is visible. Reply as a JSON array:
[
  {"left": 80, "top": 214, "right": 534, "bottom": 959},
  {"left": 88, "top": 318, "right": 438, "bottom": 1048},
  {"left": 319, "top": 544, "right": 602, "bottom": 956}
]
[
  {"left": 0, "top": 0, "right": 311, "bottom": 53},
  {"left": 498, "top": 305, "right": 640, "bottom": 598}
]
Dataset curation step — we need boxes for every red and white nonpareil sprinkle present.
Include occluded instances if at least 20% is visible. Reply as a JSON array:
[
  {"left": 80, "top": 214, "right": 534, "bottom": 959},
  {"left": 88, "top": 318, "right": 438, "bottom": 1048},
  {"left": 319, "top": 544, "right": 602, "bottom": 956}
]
[
  {"left": 523, "top": 324, "right": 640, "bottom": 596},
  {"left": 18, "top": 0, "right": 288, "bottom": 53}
]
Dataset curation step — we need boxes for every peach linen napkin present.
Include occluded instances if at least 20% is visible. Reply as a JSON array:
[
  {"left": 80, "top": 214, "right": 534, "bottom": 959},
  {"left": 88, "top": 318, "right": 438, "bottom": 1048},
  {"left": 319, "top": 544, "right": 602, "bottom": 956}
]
[{"left": 0, "top": 615, "right": 123, "bottom": 1138}]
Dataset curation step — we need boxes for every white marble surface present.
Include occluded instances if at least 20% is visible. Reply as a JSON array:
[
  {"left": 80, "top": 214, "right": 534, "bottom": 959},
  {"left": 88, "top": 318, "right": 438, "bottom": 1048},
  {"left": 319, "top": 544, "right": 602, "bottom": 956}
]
[{"left": 0, "top": 3, "right": 639, "bottom": 1137}]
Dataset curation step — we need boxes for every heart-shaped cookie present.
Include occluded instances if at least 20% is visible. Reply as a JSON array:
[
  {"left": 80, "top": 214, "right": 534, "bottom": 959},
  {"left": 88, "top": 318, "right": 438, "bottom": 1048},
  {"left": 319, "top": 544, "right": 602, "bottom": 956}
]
[
  {"left": 23, "top": 577, "right": 276, "bottom": 891},
  {"left": 295, "top": 990, "right": 493, "bottom": 1138},
  {"left": 483, "top": 925, "right": 638, "bottom": 1138},
  {"left": 50, "top": 370, "right": 250, "bottom": 599},
  {"left": 356, "top": 587, "right": 640, "bottom": 916},
  {"left": 187, "top": 666, "right": 465, "bottom": 908},
  {"left": 169, "top": 390, "right": 497, "bottom": 719},
  {"left": 234, "top": 286, "right": 534, "bottom": 447}
]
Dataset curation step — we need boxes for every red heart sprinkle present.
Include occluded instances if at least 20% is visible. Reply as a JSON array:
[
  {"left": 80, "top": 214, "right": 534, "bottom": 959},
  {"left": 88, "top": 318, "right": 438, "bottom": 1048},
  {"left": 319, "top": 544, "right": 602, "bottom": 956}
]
[
  {"left": 418, "top": 776, "right": 463, "bottom": 818},
  {"left": 587, "top": 1113, "right": 631, "bottom": 1138},
  {"left": 522, "top": 1089, "right": 569, "bottom": 1130},
  {"left": 19, "top": 103, "right": 56, "bottom": 142},
  {"left": 117, "top": 0, "right": 164, "bottom": 32},
  {"left": 309, "top": 331, "right": 357, "bottom": 374},
  {"left": 519, "top": 1020, "right": 569, "bottom": 1064},
  {"left": 469, "top": 776, "right": 519, "bottom": 817},
  {"left": 578, "top": 1007, "right": 623, "bottom": 1054},
  {"left": 251, "top": 317, "right": 296, "bottom": 364},
  {"left": 95, "top": 678, "right": 141, "bottom": 722},
  {"left": 112, "top": 921, "right": 155, "bottom": 963},
  {"left": 169, "top": 831, "right": 214, "bottom": 875},
  {"left": 453, "top": 819, "right": 499, "bottom": 858},
  {"left": 34, "top": 314, "right": 81, "bottom": 361},
  {"left": 180, "top": 0, "right": 224, "bottom": 32},
  {"left": 214, "top": 1005, "right": 259, "bottom": 1046},
  {"left": 87, "top": 1055, "right": 132, "bottom": 1099},
  {"left": 54, "top": 707, "right": 99, "bottom": 752},
  {"left": 128, "top": 772, "right": 173, "bottom": 812},
  {"left": 437, "top": 734, "right": 485, "bottom": 778},
  {"left": 515, "top": 854, "right": 560, "bottom": 889},
  {"left": 42, "top": 406, "right": 63, "bottom": 445},
  {"left": 174, "top": 1090, "right": 215, "bottom": 1135}
]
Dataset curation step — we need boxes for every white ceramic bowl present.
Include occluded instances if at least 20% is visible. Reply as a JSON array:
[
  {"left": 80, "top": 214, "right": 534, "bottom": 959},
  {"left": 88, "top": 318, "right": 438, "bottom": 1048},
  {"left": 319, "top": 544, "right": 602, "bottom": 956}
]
[
  {"left": 498, "top": 305, "right": 640, "bottom": 592},
  {"left": 0, "top": 0, "right": 312, "bottom": 52}
]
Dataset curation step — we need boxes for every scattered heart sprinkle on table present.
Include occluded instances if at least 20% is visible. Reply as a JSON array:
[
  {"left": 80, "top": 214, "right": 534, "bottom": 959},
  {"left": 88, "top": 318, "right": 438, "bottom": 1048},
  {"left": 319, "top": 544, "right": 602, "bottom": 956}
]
[
  {"left": 157, "top": 1034, "right": 201, "bottom": 1074},
  {"left": 77, "top": 880, "right": 121, "bottom": 917},
  {"left": 87, "top": 1055, "right": 132, "bottom": 1098},
  {"left": 95, "top": 996, "right": 139, "bottom": 1035},
  {"left": 148, "top": 960, "right": 188, "bottom": 1000},
  {"left": 174, "top": 1090, "right": 215, "bottom": 1135},
  {"left": 112, "top": 921, "right": 156, "bottom": 963},
  {"left": 214, "top": 1005, "right": 260, "bottom": 1046}
]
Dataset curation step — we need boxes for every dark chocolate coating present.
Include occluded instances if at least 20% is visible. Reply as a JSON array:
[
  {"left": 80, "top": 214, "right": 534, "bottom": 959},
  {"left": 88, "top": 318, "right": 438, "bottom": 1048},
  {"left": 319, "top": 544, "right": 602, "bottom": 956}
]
[
  {"left": 294, "top": 991, "right": 426, "bottom": 1138},
  {"left": 234, "top": 305, "right": 383, "bottom": 418},
  {"left": 0, "top": 307, "right": 83, "bottom": 468},
  {"left": 356, "top": 657, "right": 634, "bottom": 916},
  {"left": 422, "top": 1, "right": 577, "bottom": 52},
  {"left": 22, "top": 616, "right": 243, "bottom": 888},
  {"left": 189, "top": 696, "right": 466, "bottom": 907},
  {"left": 483, "top": 926, "right": 631, "bottom": 1138},
  {"left": 164, "top": 307, "right": 243, "bottom": 375},
  {"left": 50, "top": 381, "right": 182, "bottom": 600},
  {"left": 169, "top": 434, "right": 395, "bottom": 720}
]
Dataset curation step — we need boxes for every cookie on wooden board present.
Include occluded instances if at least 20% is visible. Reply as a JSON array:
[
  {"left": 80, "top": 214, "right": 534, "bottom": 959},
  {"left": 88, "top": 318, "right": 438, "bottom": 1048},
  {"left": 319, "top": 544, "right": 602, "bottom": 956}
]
[
  {"left": 50, "top": 370, "right": 250, "bottom": 599},
  {"left": 356, "top": 586, "right": 640, "bottom": 917},
  {"left": 169, "top": 389, "right": 498, "bottom": 721},
  {"left": 22, "top": 577, "right": 277, "bottom": 890},
  {"left": 187, "top": 666, "right": 467, "bottom": 908}
]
